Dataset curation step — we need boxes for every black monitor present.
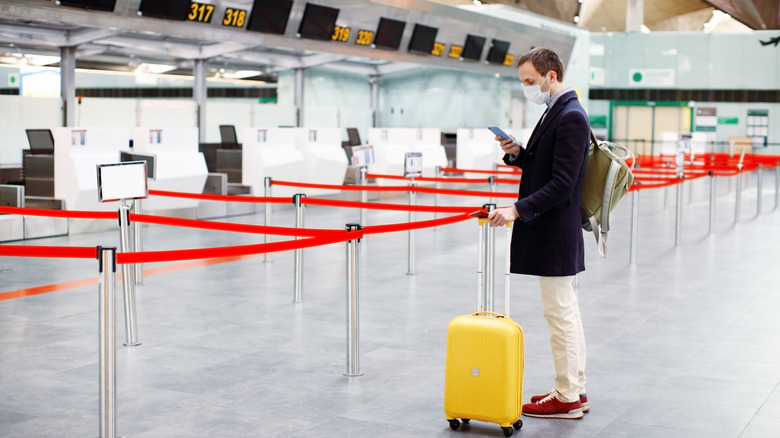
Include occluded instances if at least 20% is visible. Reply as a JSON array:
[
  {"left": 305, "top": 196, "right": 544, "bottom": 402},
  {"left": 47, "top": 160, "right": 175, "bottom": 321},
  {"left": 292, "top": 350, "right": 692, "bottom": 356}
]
[
  {"left": 461, "top": 34, "right": 486, "bottom": 61},
  {"left": 219, "top": 125, "right": 238, "bottom": 144},
  {"left": 486, "top": 39, "right": 510, "bottom": 64},
  {"left": 25, "top": 129, "right": 55, "bottom": 154},
  {"left": 246, "top": 0, "right": 294, "bottom": 34},
  {"left": 138, "top": 0, "right": 191, "bottom": 20},
  {"left": 297, "top": 3, "right": 340, "bottom": 41},
  {"left": 57, "top": 0, "right": 116, "bottom": 12},
  {"left": 408, "top": 24, "right": 437, "bottom": 54},
  {"left": 373, "top": 17, "right": 405, "bottom": 50},
  {"left": 346, "top": 128, "right": 361, "bottom": 146},
  {"left": 120, "top": 151, "right": 156, "bottom": 180}
]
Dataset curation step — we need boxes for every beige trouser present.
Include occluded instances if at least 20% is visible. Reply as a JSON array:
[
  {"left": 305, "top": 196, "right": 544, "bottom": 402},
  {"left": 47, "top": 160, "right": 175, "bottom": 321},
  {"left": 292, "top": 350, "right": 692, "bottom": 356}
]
[{"left": 538, "top": 275, "right": 587, "bottom": 403}]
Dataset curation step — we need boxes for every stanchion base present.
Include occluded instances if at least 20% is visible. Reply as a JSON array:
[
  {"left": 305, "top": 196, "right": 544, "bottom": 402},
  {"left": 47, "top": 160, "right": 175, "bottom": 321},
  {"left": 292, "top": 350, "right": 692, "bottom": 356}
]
[
  {"left": 123, "top": 342, "right": 142, "bottom": 347},
  {"left": 343, "top": 372, "right": 364, "bottom": 377}
]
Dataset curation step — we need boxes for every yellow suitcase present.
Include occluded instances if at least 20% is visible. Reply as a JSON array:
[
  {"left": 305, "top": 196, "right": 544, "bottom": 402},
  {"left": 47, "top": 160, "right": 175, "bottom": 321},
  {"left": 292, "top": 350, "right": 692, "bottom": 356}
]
[
  {"left": 444, "top": 312, "right": 524, "bottom": 436},
  {"left": 444, "top": 219, "right": 523, "bottom": 437}
]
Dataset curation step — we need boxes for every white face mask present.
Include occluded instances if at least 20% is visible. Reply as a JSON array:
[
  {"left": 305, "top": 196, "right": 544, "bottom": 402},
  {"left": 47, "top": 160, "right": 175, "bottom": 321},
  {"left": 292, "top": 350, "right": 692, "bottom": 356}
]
[{"left": 523, "top": 75, "right": 551, "bottom": 105}]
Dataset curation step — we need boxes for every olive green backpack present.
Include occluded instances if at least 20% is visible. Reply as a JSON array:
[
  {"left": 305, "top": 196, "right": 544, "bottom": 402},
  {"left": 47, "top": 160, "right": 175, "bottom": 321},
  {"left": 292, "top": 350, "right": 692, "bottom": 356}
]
[{"left": 580, "top": 131, "right": 634, "bottom": 258}]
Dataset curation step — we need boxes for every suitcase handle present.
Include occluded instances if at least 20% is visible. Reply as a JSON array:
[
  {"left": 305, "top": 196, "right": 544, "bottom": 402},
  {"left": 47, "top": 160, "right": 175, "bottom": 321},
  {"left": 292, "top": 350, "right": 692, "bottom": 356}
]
[{"left": 471, "top": 311, "right": 506, "bottom": 319}]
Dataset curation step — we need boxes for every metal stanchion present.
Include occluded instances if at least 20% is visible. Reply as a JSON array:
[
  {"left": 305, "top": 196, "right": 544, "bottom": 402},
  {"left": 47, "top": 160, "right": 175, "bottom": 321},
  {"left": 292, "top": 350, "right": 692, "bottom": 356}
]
[
  {"left": 264, "top": 177, "right": 272, "bottom": 263},
  {"left": 407, "top": 180, "right": 416, "bottom": 275},
  {"left": 775, "top": 164, "right": 780, "bottom": 210},
  {"left": 118, "top": 203, "right": 140, "bottom": 346},
  {"left": 434, "top": 166, "right": 441, "bottom": 222},
  {"left": 708, "top": 172, "right": 716, "bottom": 235},
  {"left": 674, "top": 179, "right": 683, "bottom": 246},
  {"left": 735, "top": 172, "right": 743, "bottom": 223},
  {"left": 98, "top": 247, "right": 117, "bottom": 438},
  {"left": 488, "top": 176, "right": 496, "bottom": 204},
  {"left": 629, "top": 189, "right": 639, "bottom": 264},
  {"left": 344, "top": 224, "right": 363, "bottom": 377},
  {"left": 360, "top": 167, "right": 368, "bottom": 226},
  {"left": 132, "top": 199, "right": 143, "bottom": 285},
  {"left": 757, "top": 163, "right": 763, "bottom": 214},
  {"left": 293, "top": 193, "right": 306, "bottom": 303}
]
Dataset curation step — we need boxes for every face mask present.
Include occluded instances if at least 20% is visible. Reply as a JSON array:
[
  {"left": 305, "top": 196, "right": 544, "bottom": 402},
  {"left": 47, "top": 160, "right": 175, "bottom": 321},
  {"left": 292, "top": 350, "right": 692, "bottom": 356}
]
[{"left": 523, "top": 75, "right": 551, "bottom": 105}]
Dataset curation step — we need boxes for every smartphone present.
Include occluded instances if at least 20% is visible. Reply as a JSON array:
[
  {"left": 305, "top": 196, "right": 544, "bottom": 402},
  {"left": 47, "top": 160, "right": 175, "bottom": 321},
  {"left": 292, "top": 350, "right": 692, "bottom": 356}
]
[{"left": 488, "top": 125, "right": 514, "bottom": 143}]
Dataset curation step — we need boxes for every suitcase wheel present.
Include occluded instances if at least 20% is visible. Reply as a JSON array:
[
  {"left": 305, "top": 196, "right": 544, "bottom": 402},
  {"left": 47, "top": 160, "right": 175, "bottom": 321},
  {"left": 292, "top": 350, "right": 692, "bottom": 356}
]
[
  {"left": 502, "top": 426, "right": 514, "bottom": 437},
  {"left": 513, "top": 419, "right": 523, "bottom": 430},
  {"left": 448, "top": 419, "right": 461, "bottom": 430}
]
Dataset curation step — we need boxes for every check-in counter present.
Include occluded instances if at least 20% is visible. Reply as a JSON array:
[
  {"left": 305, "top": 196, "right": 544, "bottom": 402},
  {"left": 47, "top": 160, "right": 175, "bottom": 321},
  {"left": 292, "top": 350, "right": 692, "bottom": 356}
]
[
  {"left": 242, "top": 127, "right": 306, "bottom": 198},
  {"left": 456, "top": 128, "right": 504, "bottom": 174},
  {"left": 293, "top": 128, "right": 348, "bottom": 196},
  {"left": 53, "top": 127, "right": 129, "bottom": 211},
  {"left": 366, "top": 128, "right": 447, "bottom": 186},
  {"left": 132, "top": 127, "right": 208, "bottom": 212}
]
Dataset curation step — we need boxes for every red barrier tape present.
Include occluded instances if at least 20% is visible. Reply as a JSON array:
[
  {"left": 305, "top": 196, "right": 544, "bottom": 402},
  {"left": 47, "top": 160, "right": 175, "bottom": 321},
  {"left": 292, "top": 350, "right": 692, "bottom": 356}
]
[
  {"left": 365, "top": 173, "right": 495, "bottom": 184},
  {"left": 363, "top": 213, "right": 473, "bottom": 235},
  {"left": 300, "top": 197, "right": 478, "bottom": 213},
  {"left": 117, "top": 232, "right": 355, "bottom": 264},
  {"left": 0, "top": 244, "right": 96, "bottom": 259},
  {"left": 440, "top": 167, "right": 521, "bottom": 175},
  {"left": 0, "top": 206, "right": 115, "bottom": 220},
  {"left": 129, "top": 213, "right": 341, "bottom": 237},
  {"left": 270, "top": 179, "right": 517, "bottom": 198},
  {"left": 148, "top": 189, "right": 288, "bottom": 203}
]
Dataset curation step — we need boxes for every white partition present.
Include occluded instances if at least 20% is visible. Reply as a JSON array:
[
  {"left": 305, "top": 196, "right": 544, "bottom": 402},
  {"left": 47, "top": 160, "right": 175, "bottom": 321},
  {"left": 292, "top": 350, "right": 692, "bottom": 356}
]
[
  {"left": 456, "top": 128, "right": 504, "bottom": 172},
  {"left": 293, "top": 128, "right": 347, "bottom": 196},
  {"left": 132, "top": 127, "right": 208, "bottom": 211},
  {"left": 53, "top": 127, "right": 129, "bottom": 211},
  {"left": 241, "top": 127, "right": 306, "bottom": 198},
  {"left": 366, "top": 128, "right": 447, "bottom": 186}
]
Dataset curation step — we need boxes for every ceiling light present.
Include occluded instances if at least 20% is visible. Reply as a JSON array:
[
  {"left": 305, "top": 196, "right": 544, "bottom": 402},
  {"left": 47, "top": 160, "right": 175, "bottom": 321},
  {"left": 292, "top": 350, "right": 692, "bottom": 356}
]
[{"left": 135, "top": 63, "right": 176, "bottom": 74}]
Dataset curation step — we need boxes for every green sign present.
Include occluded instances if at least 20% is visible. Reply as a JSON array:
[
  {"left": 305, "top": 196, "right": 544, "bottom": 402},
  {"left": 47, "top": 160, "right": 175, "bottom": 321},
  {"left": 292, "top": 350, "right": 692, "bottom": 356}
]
[
  {"left": 589, "top": 115, "right": 607, "bottom": 129},
  {"left": 717, "top": 117, "right": 738, "bottom": 125}
]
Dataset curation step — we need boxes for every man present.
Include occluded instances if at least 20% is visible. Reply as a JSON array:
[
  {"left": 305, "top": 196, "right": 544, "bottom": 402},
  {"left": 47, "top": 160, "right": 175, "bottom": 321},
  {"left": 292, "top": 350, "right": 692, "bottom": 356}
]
[{"left": 487, "top": 48, "right": 590, "bottom": 419}]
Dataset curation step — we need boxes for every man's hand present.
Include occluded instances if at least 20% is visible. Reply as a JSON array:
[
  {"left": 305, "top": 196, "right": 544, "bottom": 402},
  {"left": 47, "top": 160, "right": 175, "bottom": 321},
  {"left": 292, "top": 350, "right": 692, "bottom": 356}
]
[
  {"left": 496, "top": 135, "right": 520, "bottom": 156},
  {"left": 487, "top": 206, "right": 519, "bottom": 227}
]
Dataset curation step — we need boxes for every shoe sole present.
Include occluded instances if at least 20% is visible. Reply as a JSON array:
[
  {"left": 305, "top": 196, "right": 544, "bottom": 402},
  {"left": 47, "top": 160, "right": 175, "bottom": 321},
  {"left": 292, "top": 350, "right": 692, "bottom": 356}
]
[
  {"left": 582, "top": 403, "right": 590, "bottom": 413},
  {"left": 523, "top": 409, "right": 584, "bottom": 420}
]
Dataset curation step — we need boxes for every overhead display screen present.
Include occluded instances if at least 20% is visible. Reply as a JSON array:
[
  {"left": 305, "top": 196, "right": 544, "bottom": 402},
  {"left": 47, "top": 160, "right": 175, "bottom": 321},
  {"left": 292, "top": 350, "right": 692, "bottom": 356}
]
[
  {"left": 57, "top": 0, "right": 116, "bottom": 12},
  {"left": 246, "top": 0, "right": 294, "bottom": 34},
  {"left": 138, "top": 0, "right": 191, "bottom": 20},
  {"left": 297, "top": 3, "right": 340, "bottom": 41},
  {"left": 407, "top": 24, "right": 438, "bottom": 54},
  {"left": 373, "top": 17, "right": 405, "bottom": 50},
  {"left": 486, "top": 39, "right": 510, "bottom": 64},
  {"left": 461, "top": 34, "right": 486, "bottom": 61}
]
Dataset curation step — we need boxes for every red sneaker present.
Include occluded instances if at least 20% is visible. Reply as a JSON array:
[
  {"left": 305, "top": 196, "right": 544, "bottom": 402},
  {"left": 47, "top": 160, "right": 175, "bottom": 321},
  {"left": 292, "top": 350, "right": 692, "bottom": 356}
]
[
  {"left": 530, "top": 392, "right": 589, "bottom": 413},
  {"left": 523, "top": 392, "right": 584, "bottom": 419}
]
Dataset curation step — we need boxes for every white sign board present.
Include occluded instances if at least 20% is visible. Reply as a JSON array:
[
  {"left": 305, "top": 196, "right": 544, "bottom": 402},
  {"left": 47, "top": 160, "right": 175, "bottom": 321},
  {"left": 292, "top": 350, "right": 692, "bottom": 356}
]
[
  {"left": 351, "top": 145, "right": 374, "bottom": 167},
  {"left": 404, "top": 152, "right": 423, "bottom": 178},
  {"left": 97, "top": 161, "right": 148, "bottom": 202}
]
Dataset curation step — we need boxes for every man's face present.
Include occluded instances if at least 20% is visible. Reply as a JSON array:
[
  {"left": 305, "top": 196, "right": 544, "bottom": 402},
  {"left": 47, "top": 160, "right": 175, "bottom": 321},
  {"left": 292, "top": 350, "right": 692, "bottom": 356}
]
[{"left": 518, "top": 61, "right": 548, "bottom": 88}]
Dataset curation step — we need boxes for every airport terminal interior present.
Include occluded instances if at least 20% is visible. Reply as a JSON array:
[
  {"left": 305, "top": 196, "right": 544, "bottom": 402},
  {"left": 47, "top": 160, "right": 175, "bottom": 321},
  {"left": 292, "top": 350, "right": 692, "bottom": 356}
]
[{"left": 1, "top": 0, "right": 780, "bottom": 437}]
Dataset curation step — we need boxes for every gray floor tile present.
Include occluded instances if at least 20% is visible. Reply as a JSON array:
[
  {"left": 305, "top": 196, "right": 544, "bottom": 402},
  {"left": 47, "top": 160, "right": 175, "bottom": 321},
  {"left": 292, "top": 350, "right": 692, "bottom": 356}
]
[{"left": 1, "top": 181, "right": 779, "bottom": 437}]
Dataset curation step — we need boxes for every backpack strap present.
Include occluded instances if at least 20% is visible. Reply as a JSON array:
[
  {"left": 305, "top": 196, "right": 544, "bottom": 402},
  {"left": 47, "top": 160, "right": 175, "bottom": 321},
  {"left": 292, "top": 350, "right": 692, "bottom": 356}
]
[{"left": 596, "top": 159, "right": 622, "bottom": 258}]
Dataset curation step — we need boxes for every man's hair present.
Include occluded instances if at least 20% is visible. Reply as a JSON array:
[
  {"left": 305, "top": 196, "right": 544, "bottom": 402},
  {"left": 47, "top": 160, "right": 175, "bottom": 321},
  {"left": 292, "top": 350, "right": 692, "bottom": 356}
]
[{"left": 516, "top": 47, "right": 564, "bottom": 81}]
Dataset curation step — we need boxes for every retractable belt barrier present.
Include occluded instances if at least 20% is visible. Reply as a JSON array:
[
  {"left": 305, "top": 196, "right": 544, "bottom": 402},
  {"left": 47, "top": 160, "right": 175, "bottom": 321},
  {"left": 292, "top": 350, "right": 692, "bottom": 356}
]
[{"left": 3, "top": 153, "right": 780, "bottom": 437}]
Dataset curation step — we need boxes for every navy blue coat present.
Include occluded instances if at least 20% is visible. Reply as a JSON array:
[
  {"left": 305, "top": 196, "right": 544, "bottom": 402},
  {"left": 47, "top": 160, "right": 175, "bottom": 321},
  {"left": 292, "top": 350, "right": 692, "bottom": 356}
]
[{"left": 503, "top": 90, "right": 590, "bottom": 276}]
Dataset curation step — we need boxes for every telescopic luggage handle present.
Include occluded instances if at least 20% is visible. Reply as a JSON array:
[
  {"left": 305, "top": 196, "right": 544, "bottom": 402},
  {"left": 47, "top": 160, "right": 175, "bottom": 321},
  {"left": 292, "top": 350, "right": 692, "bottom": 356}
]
[{"left": 476, "top": 213, "right": 513, "bottom": 318}]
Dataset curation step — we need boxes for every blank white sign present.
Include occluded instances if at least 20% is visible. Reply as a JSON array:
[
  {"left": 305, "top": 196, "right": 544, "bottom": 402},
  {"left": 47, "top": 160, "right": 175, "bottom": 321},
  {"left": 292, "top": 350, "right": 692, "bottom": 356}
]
[{"left": 97, "top": 161, "right": 148, "bottom": 202}]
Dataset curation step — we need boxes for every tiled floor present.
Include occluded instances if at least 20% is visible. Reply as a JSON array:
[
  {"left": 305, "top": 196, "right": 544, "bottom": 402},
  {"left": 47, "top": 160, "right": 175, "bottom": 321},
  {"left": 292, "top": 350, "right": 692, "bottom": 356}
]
[{"left": 1, "top": 173, "right": 780, "bottom": 437}]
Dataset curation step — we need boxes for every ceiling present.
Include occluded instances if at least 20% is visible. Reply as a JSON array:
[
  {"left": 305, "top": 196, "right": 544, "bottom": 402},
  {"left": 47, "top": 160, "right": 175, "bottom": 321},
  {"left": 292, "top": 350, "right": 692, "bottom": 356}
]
[{"left": 0, "top": 0, "right": 771, "bottom": 84}]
